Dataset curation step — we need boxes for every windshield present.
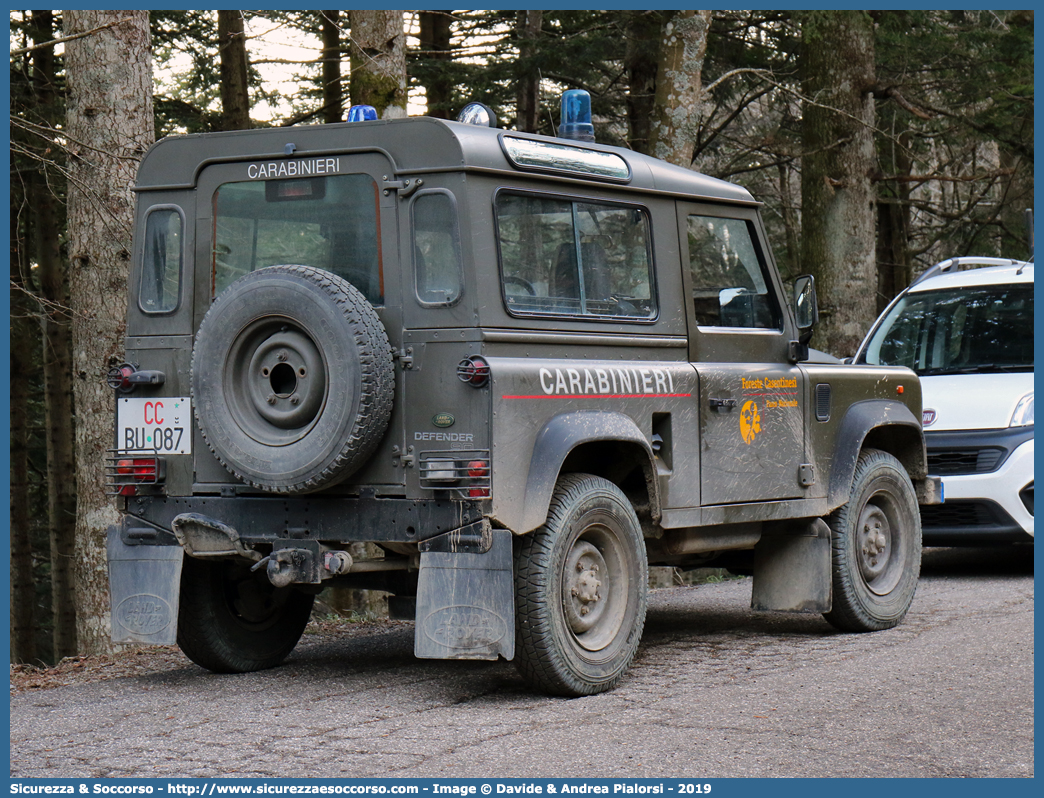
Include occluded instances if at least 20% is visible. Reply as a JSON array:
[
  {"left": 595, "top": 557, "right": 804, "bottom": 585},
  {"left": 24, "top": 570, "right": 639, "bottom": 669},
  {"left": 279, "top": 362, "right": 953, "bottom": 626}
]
[{"left": 860, "top": 284, "right": 1033, "bottom": 375}]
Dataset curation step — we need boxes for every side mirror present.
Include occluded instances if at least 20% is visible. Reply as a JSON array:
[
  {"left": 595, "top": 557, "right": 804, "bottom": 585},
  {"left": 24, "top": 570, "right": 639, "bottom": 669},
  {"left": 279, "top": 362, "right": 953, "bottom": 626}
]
[
  {"left": 793, "top": 274, "right": 818, "bottom": 343},
  {"left": 788, "top": 275, "right": 818, "bottom": 362}
]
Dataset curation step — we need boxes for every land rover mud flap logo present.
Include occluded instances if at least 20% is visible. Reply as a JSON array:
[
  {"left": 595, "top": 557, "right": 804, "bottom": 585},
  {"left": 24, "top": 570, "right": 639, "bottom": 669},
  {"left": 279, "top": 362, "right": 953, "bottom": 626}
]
[
  {"left": 115, "top": 594, "right": 173, "bottom": 636},
  {"left": 923, "top": 409, "right": 937, "bottom": 427},
  {"left": 422, "top": 606, "right": 507, "bottom": 650}
]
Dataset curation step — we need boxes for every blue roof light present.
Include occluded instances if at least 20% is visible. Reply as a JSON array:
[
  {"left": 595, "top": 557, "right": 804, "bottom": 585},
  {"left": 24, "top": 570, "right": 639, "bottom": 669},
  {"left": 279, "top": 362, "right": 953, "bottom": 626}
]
[
  {"left": 560, "top": 90, "right": 594, "bottom": 142},
  {"left": 347, "top": 105, "right": 378, "bottom": 123}
]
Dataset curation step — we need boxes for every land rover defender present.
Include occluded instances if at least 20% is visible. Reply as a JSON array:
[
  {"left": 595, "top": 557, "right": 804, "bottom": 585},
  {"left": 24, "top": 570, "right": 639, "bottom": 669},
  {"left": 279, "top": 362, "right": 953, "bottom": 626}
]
[{"left": 107, "top": 93, "right": 940, "bottom": 696}]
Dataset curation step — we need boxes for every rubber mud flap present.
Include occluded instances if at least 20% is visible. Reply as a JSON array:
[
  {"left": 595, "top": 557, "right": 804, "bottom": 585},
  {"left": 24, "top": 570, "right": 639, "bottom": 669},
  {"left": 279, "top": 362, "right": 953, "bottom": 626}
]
[
  {"left": 107, "top": 524, "right": 183, "bottom": 645},
  {"left": 415, "top": 526, "right": 515, "bottom": 661}
]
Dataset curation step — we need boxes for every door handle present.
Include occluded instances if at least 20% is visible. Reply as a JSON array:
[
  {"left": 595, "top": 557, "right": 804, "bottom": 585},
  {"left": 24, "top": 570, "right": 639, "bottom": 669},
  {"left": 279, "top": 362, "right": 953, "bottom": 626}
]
[{"left": 709, "top": 397, "right": 737, "bottom": 412}]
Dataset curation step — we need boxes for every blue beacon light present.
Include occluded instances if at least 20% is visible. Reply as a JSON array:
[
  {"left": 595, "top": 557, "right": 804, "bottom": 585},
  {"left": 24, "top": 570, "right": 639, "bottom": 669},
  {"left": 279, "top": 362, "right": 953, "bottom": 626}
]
[
  {"left": 347, "top": 105, "right": 378, "bottom": 123},
  {"left": 559, "top": 90, "right": 595, "bottom": 142}
]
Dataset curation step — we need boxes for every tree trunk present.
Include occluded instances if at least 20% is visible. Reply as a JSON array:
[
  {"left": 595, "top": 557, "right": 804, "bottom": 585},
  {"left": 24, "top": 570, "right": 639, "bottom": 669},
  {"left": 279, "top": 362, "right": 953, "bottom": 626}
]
[
  {"left": 648, "top": 10, "right": 712, "bottom": 167},
  {"left": 217, "top": 10, "right": 251, "bottom": 131},
  {"left": 418, "top": 11, "right": 453, "bottom": 120},
  {"left": 776, "top": 161, "right": 800, "bottom": 281},
  {"left": 624, "top": 10, "right": 663, "bottom": 155},
  {"left": 10, "top": 169, "right": 38, "bottom": 665},
  {"left": 998, "top": 144, "right": 1034, "bottom": 260},
  {"left": 799, "top": 11, "right": 877, "bottom": 357},
  {"left": 875, "top": 115, "right": 913, "bottom": 313},
  {"left": 63, "top": 9, "right": 155, "bottom": 656},
  {"left": 31, "top": 10, "right": 79, "bottom": 659},
  {"left": 514, "top": 10, "right": 542, "bottom": 133},
  {"left": 320, "top": 11, "right": 343, "bottom": 124},
  {"left": 349, "top": 10, "right": 407, "bottom": 119}
]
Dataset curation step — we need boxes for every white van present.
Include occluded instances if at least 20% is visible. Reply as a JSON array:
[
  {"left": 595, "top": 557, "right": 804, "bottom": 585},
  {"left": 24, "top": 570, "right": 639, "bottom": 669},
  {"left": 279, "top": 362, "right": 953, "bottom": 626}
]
[{"left": 854, "top": 258, "right": 1034, "bottom": 545}]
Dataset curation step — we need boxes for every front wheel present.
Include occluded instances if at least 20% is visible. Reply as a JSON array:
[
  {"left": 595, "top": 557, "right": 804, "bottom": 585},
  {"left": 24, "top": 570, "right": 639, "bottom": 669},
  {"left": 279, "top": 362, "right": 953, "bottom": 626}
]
[
  {"left": 515, "top": 474, "right": 648, "bottom": 696},
  {"left": 177, "top": 557, "right": 315, "bottom": 673},
  {"left": 823, "top": 449, "right": 921, "bottom": 632}
]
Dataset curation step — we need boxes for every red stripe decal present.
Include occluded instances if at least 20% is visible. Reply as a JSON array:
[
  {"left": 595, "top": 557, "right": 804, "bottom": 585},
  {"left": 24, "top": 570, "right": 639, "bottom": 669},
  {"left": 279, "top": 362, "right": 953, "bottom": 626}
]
[{"left": 502, "top": 393, "right": 693, "bottom": 400}]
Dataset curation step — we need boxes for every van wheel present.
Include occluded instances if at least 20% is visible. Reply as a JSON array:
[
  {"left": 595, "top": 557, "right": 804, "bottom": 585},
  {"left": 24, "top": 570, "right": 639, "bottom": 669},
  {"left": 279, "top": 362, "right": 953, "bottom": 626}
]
[
  {"left": 823, "top": 449, "right": 921, "bottom": 632},
  {"left": 192, "top": 265, "right": 394, "bottom": 494},
  {"left": 177, "top": 557, "right": 314, "bottom": 673},
  {"left": 515, "top": 474, "right": 648, "bottom": 696}
]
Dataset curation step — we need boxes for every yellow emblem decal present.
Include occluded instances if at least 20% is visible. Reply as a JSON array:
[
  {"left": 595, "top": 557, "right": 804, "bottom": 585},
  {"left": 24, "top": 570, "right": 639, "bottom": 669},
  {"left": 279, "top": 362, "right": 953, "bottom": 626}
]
[{"left": 740, "top": 400, "right": 761, "bottom": 444}]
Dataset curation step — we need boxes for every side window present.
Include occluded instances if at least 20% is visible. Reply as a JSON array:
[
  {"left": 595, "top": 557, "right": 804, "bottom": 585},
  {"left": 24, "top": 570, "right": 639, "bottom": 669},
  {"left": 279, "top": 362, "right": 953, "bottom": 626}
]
[
  {"left": 139, "top": 207, "right": 183, "bottom": 314},
  {"left": 213, "top": 174, "right": 383, "bottom": 305},
  {"left": 412, "top": 191, "right": 463, "bottom": 306},
  {"left": 687, "top": 215, "right": 780, "bottom": 329},
  {"left": 495, "top": 193, "right": 656, "bottom": 320}
]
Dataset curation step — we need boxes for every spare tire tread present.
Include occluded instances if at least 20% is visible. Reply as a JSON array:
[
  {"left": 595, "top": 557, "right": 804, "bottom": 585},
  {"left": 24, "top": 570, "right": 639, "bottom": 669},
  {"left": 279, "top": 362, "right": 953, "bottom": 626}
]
[{"left": 192, "top": 264, "right": 394, "bottom": 494}]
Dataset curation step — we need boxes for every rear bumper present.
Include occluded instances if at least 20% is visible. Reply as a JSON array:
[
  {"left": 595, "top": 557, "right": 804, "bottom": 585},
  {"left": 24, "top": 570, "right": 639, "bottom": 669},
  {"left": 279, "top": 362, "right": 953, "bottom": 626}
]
[{"left": 119, "top": 494, "right": 486, "bottom": 547}]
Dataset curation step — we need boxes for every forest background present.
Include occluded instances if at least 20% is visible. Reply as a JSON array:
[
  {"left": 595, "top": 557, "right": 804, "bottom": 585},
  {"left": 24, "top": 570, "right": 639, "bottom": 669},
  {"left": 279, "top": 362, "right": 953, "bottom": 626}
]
[{"left": 8, "top": 9, "right": 1034, "bottom": 666}]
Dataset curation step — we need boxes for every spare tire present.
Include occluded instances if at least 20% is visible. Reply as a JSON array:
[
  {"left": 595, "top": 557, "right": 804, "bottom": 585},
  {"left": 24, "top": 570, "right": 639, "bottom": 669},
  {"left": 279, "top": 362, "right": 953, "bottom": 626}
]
[{"left": 192, "top": 265, "right": 393, "bottom": 493}]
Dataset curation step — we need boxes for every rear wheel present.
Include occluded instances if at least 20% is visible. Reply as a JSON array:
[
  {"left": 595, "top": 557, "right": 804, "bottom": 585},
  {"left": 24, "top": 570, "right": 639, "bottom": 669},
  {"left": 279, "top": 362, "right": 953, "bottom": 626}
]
[
  {"left": 177, "top": 557, "right": 315, "bottom": 673},
  {"left": 515, "top": 474, "right": 648, "bottom": 696},
  {"left": 823, "top": 449, "right": 921, "bottom": 632}
]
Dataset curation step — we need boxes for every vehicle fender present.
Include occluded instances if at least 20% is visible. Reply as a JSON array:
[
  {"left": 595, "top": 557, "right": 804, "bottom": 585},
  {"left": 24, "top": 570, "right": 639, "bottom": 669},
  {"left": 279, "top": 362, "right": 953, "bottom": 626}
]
[
  {"left": 515, "top": 411, "right": 658, "bottom": 534},
  {"left": 828, "top": 399, "right": 925, "bottom": 508}
]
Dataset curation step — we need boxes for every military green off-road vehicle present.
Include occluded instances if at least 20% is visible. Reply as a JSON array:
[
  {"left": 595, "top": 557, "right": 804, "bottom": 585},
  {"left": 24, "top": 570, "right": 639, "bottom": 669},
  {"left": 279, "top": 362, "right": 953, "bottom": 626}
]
[{"left": 107, "top": 93, "right": 940, "bottom": 696}]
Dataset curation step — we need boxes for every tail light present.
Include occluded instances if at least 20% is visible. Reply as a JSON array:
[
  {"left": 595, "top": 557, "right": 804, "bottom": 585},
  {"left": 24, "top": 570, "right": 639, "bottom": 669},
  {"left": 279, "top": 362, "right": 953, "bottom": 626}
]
[
  {"left": 468, "top": 460, "right": 490, "bottom": 498},
  {"left": 105, "top": 453, "right": 165, "bottom": 496},
  {"left": 457, "top": 355, "right": 490, "bottom": 388},
  {"left": 106, "top": 363, "right": 165, "bottom": 393},
  {"left": 106, "top": 364, "right": 136, "bottom": 392},
  {"left": 418, "top": 452, "right": 491, "bottom": 498}
]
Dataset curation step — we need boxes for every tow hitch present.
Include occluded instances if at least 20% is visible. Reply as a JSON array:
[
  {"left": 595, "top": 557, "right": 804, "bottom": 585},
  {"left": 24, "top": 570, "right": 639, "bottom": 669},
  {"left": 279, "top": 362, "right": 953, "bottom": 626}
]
[{"left": 171, "top": 512, "right": 355, "bottom": 587}]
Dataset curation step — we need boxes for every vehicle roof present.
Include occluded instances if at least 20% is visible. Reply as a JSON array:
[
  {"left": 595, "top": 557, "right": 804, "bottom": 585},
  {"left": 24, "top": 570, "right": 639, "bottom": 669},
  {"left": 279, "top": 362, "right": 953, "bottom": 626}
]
[
  {"left": 135, "top": 116, "right": 757, "bottom": 205},
  {"left": 908, "top": 261, "right": 1034, "bottom": 292}
]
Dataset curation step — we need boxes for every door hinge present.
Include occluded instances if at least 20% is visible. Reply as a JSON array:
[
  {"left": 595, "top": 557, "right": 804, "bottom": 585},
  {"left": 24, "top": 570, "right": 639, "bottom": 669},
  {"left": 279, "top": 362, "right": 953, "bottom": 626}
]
[
  {"left": 382, "top": 176, "right": 423, "bottom": 198},
  {"left": 392, "top": 445, "right": 415, "bottom": 468},
  {"left": 799, "top": 464, "right": 815, "bottom": 487},
  {"left": 395, "top": 347, "right": 414, "bottom": 369}
]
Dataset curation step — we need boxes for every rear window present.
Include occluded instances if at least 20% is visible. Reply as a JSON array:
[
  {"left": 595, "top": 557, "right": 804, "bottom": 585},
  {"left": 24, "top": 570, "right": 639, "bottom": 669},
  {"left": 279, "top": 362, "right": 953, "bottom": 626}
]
[
  {"left": 139, "top": 206, "right": 183, "bottom": 314},
  {"left": 860, "top": 284, "right": 1034, "bottom": 375},
  {"left": 412, "top": 191, "right": 463, "bottom": 306},
  {"left": 495, "top": 192, "right": 656, "bottom": 320},
  {"left": 212, "top": 174, "right": 383, "bottom": 304}
]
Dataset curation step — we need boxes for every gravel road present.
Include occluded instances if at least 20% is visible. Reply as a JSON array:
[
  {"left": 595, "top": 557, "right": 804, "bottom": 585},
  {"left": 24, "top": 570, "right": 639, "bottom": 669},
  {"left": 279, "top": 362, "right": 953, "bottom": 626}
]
[{"left": 9, "top": 545, "right": 1033, "bottom": 779}]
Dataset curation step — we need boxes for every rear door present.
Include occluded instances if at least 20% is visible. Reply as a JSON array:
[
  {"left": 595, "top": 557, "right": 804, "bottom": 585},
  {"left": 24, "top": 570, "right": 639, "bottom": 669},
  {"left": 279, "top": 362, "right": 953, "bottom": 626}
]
[
  {"left": 678, "top": 204, "right": 807, "bottom": 504},
  {"left": 193, "top": 152, "right": 405, "bottom": 488}
]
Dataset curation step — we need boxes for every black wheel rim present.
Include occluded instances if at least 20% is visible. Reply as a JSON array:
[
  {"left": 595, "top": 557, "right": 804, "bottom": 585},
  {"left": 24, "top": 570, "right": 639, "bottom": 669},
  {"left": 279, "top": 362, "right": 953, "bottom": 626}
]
[{"left": 223, "top": 317, "right": 330, "bottom": 446}]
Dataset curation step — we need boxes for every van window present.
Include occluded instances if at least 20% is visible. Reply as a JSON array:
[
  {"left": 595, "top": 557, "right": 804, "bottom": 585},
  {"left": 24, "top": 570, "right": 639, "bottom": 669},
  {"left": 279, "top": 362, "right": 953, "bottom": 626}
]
[
  {"left": 495, "top": 193, "right": 655, "bottom": 320},
  {"left": 687, "top": 215, "right": 780, "bottom": 329},
  {"left": 139, "top": 207, "right": 183, "bottom": 314},
  {"left": 213, "top": 174, "right": 383, "bottom": 304},
  {"left": 412, "top": 191, "right": 463, "bottom": 306},
  {"left": 861, "top": 285, "right": 1034, "bottom": 374}
]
